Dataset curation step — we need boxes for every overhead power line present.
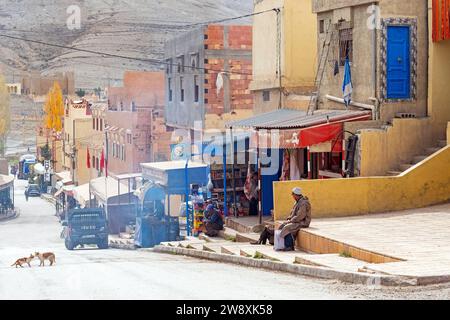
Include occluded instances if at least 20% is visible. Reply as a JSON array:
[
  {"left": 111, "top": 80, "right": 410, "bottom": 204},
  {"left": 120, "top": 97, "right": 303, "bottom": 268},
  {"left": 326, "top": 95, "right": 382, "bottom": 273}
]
[
  {"left": 0, "top": 8, "right": 280, "bottom": 77},
  {"left": 179, "top": 8, "right": 280, "bottom": 28},
  {"left": 0, "top": 33, "right": 251, "bottom": 76}
]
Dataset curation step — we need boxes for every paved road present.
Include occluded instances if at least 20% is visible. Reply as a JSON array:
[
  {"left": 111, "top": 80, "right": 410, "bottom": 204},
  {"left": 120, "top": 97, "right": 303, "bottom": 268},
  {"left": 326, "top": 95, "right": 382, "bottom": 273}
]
[{"left": 1, "top": 179, "right": 449, "bottom": 300}]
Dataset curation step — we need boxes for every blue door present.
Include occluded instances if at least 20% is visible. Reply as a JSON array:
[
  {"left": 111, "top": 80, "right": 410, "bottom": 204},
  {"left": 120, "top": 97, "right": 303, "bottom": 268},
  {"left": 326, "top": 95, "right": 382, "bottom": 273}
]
[
  {"left": 261, "top": 149, "right": 283, "bottom": 216},
  {"left": 387, "top": 26, "right": 411, "bottom": 99}
]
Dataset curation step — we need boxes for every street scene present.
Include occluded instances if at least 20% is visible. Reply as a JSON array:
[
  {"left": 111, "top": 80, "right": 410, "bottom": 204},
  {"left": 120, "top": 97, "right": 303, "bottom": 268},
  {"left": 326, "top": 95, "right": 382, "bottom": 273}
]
[
  {"left": 0, "top": 0, "right": 450, "bottom": 301},
  {"left": 1, "top": 179, "right": 450, "bottom": 300}
]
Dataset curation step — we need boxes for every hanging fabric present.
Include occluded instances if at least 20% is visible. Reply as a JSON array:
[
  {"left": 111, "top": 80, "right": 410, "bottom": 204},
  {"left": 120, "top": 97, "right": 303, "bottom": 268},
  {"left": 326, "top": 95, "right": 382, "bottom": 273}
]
[
  {"left": 280, "top": 150, "right": 290, "bottom": 181},
  {"left": 290, "top": 150, "right": 301, "bottom": 181},
  {"left": 342, "top": 56, "right": 353, "bottom": 108}
]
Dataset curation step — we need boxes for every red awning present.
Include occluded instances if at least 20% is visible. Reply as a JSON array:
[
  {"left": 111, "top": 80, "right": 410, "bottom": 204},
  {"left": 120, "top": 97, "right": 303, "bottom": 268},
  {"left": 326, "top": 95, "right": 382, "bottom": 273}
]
[{"left": 251, "top": 123, "right": 344, "bottom": 152}]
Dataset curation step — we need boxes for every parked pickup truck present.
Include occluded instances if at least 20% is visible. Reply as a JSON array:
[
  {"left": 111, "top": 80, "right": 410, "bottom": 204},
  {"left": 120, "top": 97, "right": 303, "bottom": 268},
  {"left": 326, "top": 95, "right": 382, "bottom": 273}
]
[{"left": 62, "top": 208, "right": 109, "bottom": 250}]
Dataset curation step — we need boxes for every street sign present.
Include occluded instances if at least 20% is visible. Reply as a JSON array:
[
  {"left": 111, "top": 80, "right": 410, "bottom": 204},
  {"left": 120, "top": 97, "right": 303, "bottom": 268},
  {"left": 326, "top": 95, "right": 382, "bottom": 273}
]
[{"left": 44, "top": 173, "right": 51, "bottom": 182}]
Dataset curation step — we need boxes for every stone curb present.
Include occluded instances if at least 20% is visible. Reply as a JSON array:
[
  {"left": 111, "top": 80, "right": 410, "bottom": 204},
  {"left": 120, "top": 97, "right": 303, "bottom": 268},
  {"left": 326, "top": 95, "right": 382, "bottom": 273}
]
[{"left": 153, "top": 245, "right": 421, "bottom": 287}]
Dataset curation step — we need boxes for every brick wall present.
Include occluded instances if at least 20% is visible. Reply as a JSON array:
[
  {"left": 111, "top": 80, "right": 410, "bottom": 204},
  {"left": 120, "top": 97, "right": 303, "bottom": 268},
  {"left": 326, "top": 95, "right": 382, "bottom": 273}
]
[{"left": 203, "top": 25, "right": 253, "bottom": 116}]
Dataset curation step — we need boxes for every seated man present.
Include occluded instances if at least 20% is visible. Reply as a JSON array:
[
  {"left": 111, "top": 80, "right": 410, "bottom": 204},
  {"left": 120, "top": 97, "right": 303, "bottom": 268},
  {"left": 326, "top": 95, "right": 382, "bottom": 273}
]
[
  {"left": 277, "top": 187, "right": 311, "bottom": 252},
  {"left": 204, "top": 204, "right": 224, "bottom": 237}
]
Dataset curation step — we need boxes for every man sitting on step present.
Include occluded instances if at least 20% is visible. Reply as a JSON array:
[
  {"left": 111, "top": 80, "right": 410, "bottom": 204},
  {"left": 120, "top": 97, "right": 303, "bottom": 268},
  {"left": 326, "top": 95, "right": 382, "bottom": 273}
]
[
  {"left": 204, "top": 204, "right": 224, "bottom": 237},
  {"left": 276, "top": 187, "right": 312, "bottom": 252}
]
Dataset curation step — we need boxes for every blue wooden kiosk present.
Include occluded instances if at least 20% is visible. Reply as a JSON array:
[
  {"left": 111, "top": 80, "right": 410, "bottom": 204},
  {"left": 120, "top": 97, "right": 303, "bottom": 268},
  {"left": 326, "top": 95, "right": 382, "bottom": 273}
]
[{"left": 136, "top": 161, "right": 209, "bottom": 246}]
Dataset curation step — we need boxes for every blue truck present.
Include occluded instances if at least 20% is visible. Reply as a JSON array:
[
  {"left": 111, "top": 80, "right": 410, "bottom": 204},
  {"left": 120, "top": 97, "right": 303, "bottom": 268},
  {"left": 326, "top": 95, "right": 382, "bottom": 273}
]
[{"left": 62, "top": 208, "right": 109, "bottom": 250}]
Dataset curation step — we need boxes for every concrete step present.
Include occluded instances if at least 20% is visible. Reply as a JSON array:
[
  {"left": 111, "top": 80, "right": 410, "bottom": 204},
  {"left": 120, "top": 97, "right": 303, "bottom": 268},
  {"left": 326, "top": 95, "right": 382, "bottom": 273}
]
[
  {"left": 160, "top": 241, "right": 181, "bottom": 247},
  {"left": 438, "top": 140, "right": 447, "bottom": 148},
  {"left": 235, "top": 232, "right": 260, "bottom": 243},
  {"left": 387, "top": 171, "right": 402, "bottom": 177},
  {"left": 254, "top": 246, "right": 303, "bottom": 263},
  {"left": 239, "top": 246, "right": 258, "bottom": 258},
  {"left": 198, "top": 234, "right": 223, "bottom": 243},
  {"left": 185, "top": 243, "right": 204, "bottom": 250},
  {"left": 177, "top": 240, "right": 206, "bottom": 248},
  {"left": 218, "top": 227, "right": 238, "bottom": 241},
  {"left": 294, "top": 254, "right": 370, "bottom": 273},
  {"left": 412, "top": 155, "right": 428, "bottom": 164},
  {"left": 221, "top": 245, "right": 242, "bottom": 255},
  {"left": 203, "top": 242, "right": 232, "bottom": 253},
  {"left": 399, "top": 163, "right": 413, "bottom": 172},
  {"left": 425, "top": 147, "right": 441, "bottom": 155}
]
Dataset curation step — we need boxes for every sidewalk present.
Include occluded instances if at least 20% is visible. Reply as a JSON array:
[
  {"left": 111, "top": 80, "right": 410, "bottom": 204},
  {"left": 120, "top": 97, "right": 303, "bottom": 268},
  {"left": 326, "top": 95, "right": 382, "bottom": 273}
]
[
  {"left": 155, "top": 203, "right": 450, "bottom": 286},
  {"left": 303, "top": 202, "right": 450, "bottom": 282}
]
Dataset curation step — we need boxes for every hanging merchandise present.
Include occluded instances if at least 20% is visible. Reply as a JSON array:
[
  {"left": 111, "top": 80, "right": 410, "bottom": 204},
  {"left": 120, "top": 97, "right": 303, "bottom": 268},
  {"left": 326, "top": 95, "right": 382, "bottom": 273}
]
[
  {"left": 290, "top": 150, "right": 301, "bottom": 181},
  {"left": 216, "top": 72, "right": 225, "bottom": 96},
  {"left": 334, "top": 60, "right": 340, "bottom": 76},
  {"left": 244, "top": 164, "right": 253, "bottom": 200},
  {"left": 192, "top": 191, "right": 205, "bottom": 236},
  {"left": 280, "top": 150, "right": 290, "bottom": 181}
]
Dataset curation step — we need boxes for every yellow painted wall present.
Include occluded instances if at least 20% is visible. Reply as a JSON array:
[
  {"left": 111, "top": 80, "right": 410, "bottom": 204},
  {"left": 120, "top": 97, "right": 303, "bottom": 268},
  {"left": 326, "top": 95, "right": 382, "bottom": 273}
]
[
  {"left": 283, "top": 0, "right": 317, "bottom": 89},
  {"left": 74, "top": 119, "right": 93, "bottom": 186},
  {"left": 428, "top": 0, "right": 450, "bottom": 140},
  {"left": 251, "top": 0, "right": 317, "bottom": 91},
  {"left": 273, "top": 145, "right": 450, "bottom": 219},
  {"left": 251, "top": 0, "right": 283, "bottom": 92},
  {"left": 358, "top": 118, "right": 433, "bottom": 176}
]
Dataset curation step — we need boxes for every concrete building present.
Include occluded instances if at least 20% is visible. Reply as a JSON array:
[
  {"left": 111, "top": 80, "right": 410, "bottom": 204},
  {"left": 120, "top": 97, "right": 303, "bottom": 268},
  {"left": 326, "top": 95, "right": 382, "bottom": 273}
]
[
  {"left": 89, "top": 103, "right": 108, "bottom": 179},
  {"left": 313, "top": 0, "right": 428, "bottom": 122},
  {"left": 105, "top": 71, "right": 171, "bottom": 175},
  {"left": 272, "top": 0, "right": 450, "bottom": 219},
  {"left": 164, "top": 25, "right": 253, "bottom": 132},
  {"left": 22, "top": 72, "right": 75, "bottom": 97},
  {"left": 308, "top": 0, "right": 450, "bottom": 177},
  {"left": 251, "top": 0, "right": 318, "bottom": 114},
  {"left": 61, "top": 99, "right": 95, "bottom": 186},
  {"left": 6, "top": 83, "right": 22, "bottom": 95}
]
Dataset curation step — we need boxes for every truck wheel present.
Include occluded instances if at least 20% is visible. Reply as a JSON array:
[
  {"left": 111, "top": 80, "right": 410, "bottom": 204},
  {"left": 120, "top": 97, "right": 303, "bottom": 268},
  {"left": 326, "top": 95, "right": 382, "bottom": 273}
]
[
  {"left": 65, "top": 239, "right": 75, "bottom": 251},
  {"left": 98, "top": 238, "right": 109, "bottom": 250}
]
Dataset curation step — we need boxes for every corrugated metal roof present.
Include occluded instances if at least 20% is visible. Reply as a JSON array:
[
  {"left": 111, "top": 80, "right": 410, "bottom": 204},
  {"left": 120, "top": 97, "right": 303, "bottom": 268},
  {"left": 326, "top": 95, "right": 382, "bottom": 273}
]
[{"left": 226, "top": 109, "right": 371, "bottom": 130}]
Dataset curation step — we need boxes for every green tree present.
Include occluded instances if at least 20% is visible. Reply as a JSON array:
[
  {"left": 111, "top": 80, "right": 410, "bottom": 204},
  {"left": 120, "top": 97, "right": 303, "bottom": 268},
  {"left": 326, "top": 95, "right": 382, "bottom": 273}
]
[
  {"left": 76, "top": 88, "right": 86, "bottom": 98},
  {"left": 0, "top": 72, "right": 11, "bottom": 157},
  {"left": 40, "top": 143, "right": 52, "bottom": 160}
]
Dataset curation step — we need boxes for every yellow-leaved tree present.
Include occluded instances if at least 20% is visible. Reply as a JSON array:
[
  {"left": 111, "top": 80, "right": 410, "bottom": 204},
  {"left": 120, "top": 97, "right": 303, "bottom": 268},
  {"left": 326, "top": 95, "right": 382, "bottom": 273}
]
[
  {"left": 43, "top": 82, "right": 64, "bottom": 164},
  {"left": 44, "top": 82, "right": 64, "bottom": 133},
  {"left": 0, "top": 72, "right": 11, "bottom": 157}
]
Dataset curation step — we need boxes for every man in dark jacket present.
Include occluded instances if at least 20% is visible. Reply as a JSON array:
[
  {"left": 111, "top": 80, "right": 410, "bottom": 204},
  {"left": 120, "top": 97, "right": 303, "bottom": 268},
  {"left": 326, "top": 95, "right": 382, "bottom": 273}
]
[{"left": 204, "top": 204, "right": 224, "bottom": 237}]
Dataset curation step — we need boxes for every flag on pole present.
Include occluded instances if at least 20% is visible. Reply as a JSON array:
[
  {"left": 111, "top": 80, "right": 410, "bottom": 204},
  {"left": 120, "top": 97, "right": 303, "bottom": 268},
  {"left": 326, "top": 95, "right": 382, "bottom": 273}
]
[
  {"left": 100, "top": 149, "right": 106, "bottom": 176},
  {"left": 342, "top": 56, "right": 353, "bottom": 108},
  {"left": 87, "top": 148, "right": 91, "bottom": 169}
]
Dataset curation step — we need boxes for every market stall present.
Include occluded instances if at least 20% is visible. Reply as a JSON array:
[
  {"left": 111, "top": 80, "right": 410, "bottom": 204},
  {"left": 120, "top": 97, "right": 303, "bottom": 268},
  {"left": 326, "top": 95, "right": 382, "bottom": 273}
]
[{"left": 139, "top": 160, "right": 209, "bottom": 243}]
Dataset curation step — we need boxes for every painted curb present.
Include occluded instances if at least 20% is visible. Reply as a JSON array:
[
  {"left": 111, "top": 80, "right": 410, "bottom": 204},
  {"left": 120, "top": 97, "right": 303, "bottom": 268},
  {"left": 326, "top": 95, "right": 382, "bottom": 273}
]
[{"left": 153, "top": 245, "right": 422, "bottom": 287}]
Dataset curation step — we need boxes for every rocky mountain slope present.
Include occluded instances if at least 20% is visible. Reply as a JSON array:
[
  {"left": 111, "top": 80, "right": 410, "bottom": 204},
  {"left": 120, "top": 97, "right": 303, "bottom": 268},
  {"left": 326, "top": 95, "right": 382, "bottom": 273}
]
[{"left": 0, "top": 0, "right": 253, "bottom": 89}]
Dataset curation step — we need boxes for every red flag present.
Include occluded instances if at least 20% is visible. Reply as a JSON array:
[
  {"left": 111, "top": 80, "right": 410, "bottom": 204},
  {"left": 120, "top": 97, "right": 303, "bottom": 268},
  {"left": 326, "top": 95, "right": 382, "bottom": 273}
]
[
  {"left": 87, "top": 148, "right": 91, "bottom": 169},
  {"left": 100, "top": 149, "right": 108, "bottom": 177}
]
